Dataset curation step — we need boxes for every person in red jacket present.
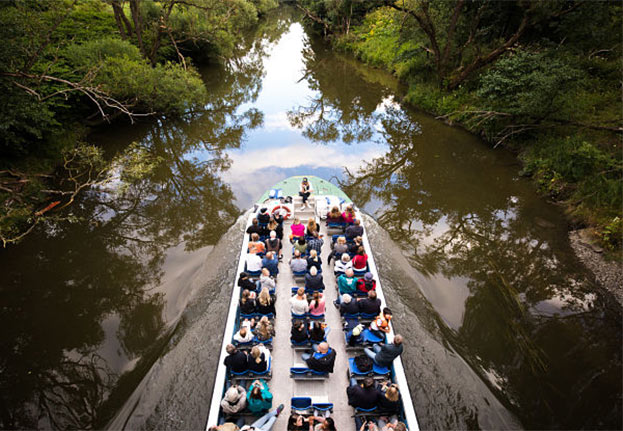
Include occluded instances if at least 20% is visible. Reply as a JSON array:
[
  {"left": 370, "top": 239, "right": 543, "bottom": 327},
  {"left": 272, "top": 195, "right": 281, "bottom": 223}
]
[{"left": 356, "top": 272, "right": 376, "bottom": 293}]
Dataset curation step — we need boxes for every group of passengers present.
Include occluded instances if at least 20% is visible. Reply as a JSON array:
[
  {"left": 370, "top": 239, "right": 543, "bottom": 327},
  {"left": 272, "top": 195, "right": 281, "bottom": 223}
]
[
  {"left": 213, "top": 388, "right": 285, "bottom": 431},
  {"left": 237, "top": 283, "right": 277, "bottom": 317},
  {"left": 330, "top": 237, "right": 367, "bottom": 270},
  {"left": 348, "top": 377, "right": 407, "bottom": 431},
  {"left": 224, "top": 343, "right": 272, "bottom": 375},
  {"left": 287, "top": 414, "right": 336, "bottom": 431}
]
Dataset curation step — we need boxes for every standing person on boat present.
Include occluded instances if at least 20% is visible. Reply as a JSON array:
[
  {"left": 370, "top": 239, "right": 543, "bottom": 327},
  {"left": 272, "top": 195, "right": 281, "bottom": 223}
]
[
  {"left": 220, "top": 384, "right": 247, "bottom": 415},
  {"left": 334, "top": 269, "right": 357, "bottom": 305},
  {"left": 258, "top": 268, "right": 276, "bottom": 291},
  {"left": 246, "top": 252, "right": 263, "bottom": 273},
  {"left": 256, "top": 289, "right": 276, "bottom": 316},
  {"left": 246, "top": 379, "right": 273, "bottom": 414},
  {"left": 239, "top": 289, "right": 256, "bottom": 315},
  {"left": 308, "top": 291, "right": 326, "bottom": 317},
  {"left": 246, "top": 218, "right": 262, "bottom": 240},
  {"left": 248, "top": 233, "right": 266, "bottom": 255},
  {"left": 294, "top": 237, "right": 308, "bottom": 255},
  {"left": 290, "top": 250, "right": 308, "bottom": 273},
  {"left": 255, "top": 316, "right": 275, "bottom": 341},
  {"left": 247, "top": 345, "right": 271, "bottom": 373},
  {"left": 345, "top": 218, "right": 364, "bottom": 240},
  {"left": 357, "top": 272, "right": 376, "bottom": 294},
  {"left": 305, "top": 266, "right": 325, "bottom": 292},
  {"left": 289, "top": 288, "right": 309, "bottom": 316},
  {"left": 369, "top": 308, "right": 392, "bottom": 338},
  {"left": 290, "top": 217, "right": 305, "bottom": 242},
  {"left": 299, "top": 177, "right": 313, "bottom": 209},
  {"left": 265, "top": 231, "right": 282, "bottom": 258},
  {"left": 239, "top": 404, "right": 285, "bottom": 431},
  {"left": 223, "top": 344, "right": 248, "bottom": 373},
  {"left": 342, "top": 205, "right": 356, "bottom": 224},
  {"left": 364, "top": 334, "right": 404, "bottom": 368},
  {"left": 262, "top": 252, "right": 279, "bottom": 277},
  {"left": 307, "top": 230, "right": 324, "bottom": 254},
  {"left": 326, "top": 206, "right": 344, "bottom": 224},
  {"left": 352, "top": 246, "right": 368, "bottom": 271},
  {"left": 302, "top": 342, "right": 336, "bottom": 373},
  {"left": 358, "top": 290, "right": 381, "bottom": 316},
  {"left": 329, "top": 236, "right": 348, "bottom": 263},
  {"left": 233, "top": 319, "right": 254, "bottom": 343},
  {"left": 347, "top": 376, "right": 378, "bottom": 410},
  {"left": 306, "top": 249, "right": 322, "bottom": 272},
  {"left": 334, "top": 253, "right": 352, "bottom": 275},
  {"left": 290, "top": 320, "right": 309, "bottom": 344}
]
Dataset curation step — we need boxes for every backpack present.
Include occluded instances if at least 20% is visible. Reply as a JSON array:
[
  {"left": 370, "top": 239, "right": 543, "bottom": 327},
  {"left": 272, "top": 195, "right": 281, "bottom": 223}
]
[{"left": 354, "top": 354, "right": 373, "bottom": 372}]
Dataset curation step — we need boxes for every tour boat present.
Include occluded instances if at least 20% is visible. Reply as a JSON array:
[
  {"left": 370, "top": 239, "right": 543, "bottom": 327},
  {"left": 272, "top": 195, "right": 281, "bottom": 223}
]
[{"left": 206, "top": 175, "right": 419, "bottom": 430}]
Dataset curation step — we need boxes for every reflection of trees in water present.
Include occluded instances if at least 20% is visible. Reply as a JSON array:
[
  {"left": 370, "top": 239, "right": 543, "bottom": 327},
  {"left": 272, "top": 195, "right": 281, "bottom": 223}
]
[
  {"left": 288, "top": 38, "right": 394, "bottom": 144},
  {"left": 0, "top": 10, "right": 295, "bottom": 430},
  {"left": 339, "top": 105, "right": 622, "bottom": 428}
]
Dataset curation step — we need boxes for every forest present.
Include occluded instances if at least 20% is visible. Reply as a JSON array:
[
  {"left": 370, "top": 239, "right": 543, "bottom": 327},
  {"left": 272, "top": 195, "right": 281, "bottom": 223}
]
[
  {"left": 297, "top": 0, "right": 622, "bottom": 253},
  {"left": 0, "top": 0, "right": 277, "bottom": 247}
]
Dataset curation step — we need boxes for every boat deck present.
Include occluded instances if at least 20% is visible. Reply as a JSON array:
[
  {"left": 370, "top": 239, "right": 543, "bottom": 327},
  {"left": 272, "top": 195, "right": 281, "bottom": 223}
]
[{"left": 269, "top": 199, "right": 352, "bottom": 429}]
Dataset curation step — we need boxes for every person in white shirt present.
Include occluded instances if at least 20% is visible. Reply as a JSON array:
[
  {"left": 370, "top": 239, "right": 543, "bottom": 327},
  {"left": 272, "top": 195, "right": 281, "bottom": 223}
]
[
  {"left": 334, "top": 253, "right": 352, "bottom": 274},
  {"left": 289, "top": 287, "right": 309, "bottom": 315},
  {"left": 233, "top": 320, "right": 254, "bottom": 343},
  {"left": 247, "top": 252, "right": 262, "bottom": 272}
]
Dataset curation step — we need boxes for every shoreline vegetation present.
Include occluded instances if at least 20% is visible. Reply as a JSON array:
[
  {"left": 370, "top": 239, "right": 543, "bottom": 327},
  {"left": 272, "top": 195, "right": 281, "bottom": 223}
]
[
  {"left": 0, "top": 0, "right": 278, "bottom": 247},
  {"left": 296, "top": 0, "right": 622, "bottom": 258}
]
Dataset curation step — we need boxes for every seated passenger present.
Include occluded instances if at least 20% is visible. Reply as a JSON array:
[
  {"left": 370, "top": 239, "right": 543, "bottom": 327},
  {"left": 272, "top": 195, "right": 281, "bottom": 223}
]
[
  {"left": 246, "top": 252, "right": 263, "bottom": 273},
  {"left": 238, "top": 272, "right": 257, "bottom": 291},
  {"left": 346, "top": 323, "right": 365, "bottom": 346},
  {"left": 290, "top": 217, "right": 305, "bottom": 242},
  {"left": 309, "top": 321, "right": 327, "bottom": 347},
  {"left": 309, "top": 416, "right": 336, "bottom": 431},
  {"left": 357, "top": 272, "right": 376, "bottom": 293},
  {"left": 305, "top": 266, "right": 325, "bottom": 291},
  {"left": 345, "top": 218, "right": 364, "bottom": 240},
  {"left": 290, "top": 250, "right": 308, "bottom": 273},
  {"left": 249, "top": 233, "right": 266, "bottom": 255},
  {"left": 334, "top": 253, "right": 352, "bottom": 274},
  {"left": 342, "top": 205, "right": 356, "bottom": 224},
  {"left": 352, "top": 246, "right": 368, "bottom": 270},
  {"left": 246, "top": 379, "right": 273, "bottom": 414},
  {"left": 247, "top": 344, "right": 271, "bottom": 373},
  {"left": 326, "top": 206, "right": 344, "bottom": 224},
  {"left": 265, "top": 231, "right": 282, "bottom": 258},
  {"left": 255, "top": 315, "right": 275, "bottom": 341},
  {"left": 348, "top": 236, "right": 363, "bottom": 255},
  {"left": 369, "top": 307, "right": 392, "bottom": 338},
  {"left": 294, "top": 237, "right": 307, "bottom": 255},
  {"left": 223, "top": 344, "right": 247, "bottom": 373},
  {"left": 262, "top": 252, "right": 279, "bottom": 277},
  {"left": 246, "top": 218, "right": 262, "bottom": 240},
  {"left": 306, "top": 218, "right": 319, "bottom": 237},
  {"left": 308, "top": 291, "right": 325, "bottom": 317},
  {"left": 303, "top": 342, "right": 336, "bottom": 373},
  {"left": 329, "top": 235, "right": 348, "bottom": 263},
  {"left": 258, "top": 268, "right": 276, "bottom": 291},
  {"left": 335, "top": 269, "right": 356, "bottom": 305},
  {"left": 346, "top": 376, "right": 378, "bottom": 410},
  {"left": 233, "top": 320, "right": 254, "bottom": 344},
  {"left": 364, "top": 334, "right": 404, "bottom": 368},
  {"left": 306, "top": 250, "right": 322, "bottom": 272},
  {"left": 239, "top": 289, "right": 256, "bottom": 315},
  {"left": 376, "top": 382, "right": 401, "bottom": 413},
  {"left": 290, "top": 319, "right": 308, "bottom": 343},
  {"left": 256, "top": 288, "right": 276, "bottom": 316},
  {"left": 289, "top": 287, "right": 309, "bottom": 316},
  {"left": 377, "top": 418, "right": 407, "bottom": 431},
  {"left": 267, "top": 218, "right": 283, "bottom": 241},
  {"left": 307, "top": 231, "right": 324, "bottom": 255},
  {"left": 287, "top": 413, "right": 310, "bottom": 431},
  {"left": 257, "top": 207, "right": 271, "bottom": 224},
  {"left": 220, "top": 384, "right": 246, "bottom": 415},
  {"left": 358, "top": 290, "right": 381, "bottom": 316},
  {"left": 339, "top": 294, "right": 359, "bottom": 316}
]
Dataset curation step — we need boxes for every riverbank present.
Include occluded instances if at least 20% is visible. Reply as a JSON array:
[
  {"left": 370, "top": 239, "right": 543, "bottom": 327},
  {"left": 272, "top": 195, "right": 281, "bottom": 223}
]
[{"left": 329, "top": 5, "right": 621, "bottom": 255}]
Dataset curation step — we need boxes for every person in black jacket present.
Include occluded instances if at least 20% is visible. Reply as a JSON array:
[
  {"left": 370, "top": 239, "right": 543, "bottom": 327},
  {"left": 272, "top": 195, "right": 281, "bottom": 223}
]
[
  {"left": 247, "top": 345, "right": 269, "bottom": 373},
  {"left": 346, "top": 377, "right": 378, "bottom": 409},
  {"left": 358, "top": 290, "right": 381, "bottom": 316},
  {"left": 304, "top": 266, "right": 325, "bottom": 291},
  {"left": 339, "top": 294, "right": 359, "bottom": 316},
  {"left": 238, "top": 272, "right": 258, "bottom": 291},
  {"left": 239, "top": 289, "right": 256, "bottom": 315},
  {"left": 375, "top": 381, "right": 400, "bottom": 412},
  {"left": 224, "top": 344, "right": 247, "bottom": 373},
  {"left": 364, "top": 335, "right": 404, "bottom": 368},
  {"left": 290, "top": 320, "right": 308, "bottom": 343},
  {"left": 304, "top": 342, "right": 336, "bottom": 373},
  {"left": 345, "top": 219, "right": 364, "bottom": 240},
  {"left": 246, "top": 218, "right": 263, "bottom": 240},
  {"left": 257, "top": 207, "right": 271, "bottom": 224}
]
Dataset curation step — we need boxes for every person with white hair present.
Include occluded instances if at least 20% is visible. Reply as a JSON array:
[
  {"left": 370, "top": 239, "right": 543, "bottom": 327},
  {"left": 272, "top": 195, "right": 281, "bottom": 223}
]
[
  {"left": 339, "top": 293, "right": 359, "bottom": 316},
  {"left": 334, "top": 253, "right": 352, "bottom": 275},
  {"left": 220, "top": 384, "right": 246, "bottom": 414},
  {"left": 304, "top": 265, "right": 325, "bottom": 291},
  {"left": 265, "top": 230, "right": 282, "bottom": 258}
]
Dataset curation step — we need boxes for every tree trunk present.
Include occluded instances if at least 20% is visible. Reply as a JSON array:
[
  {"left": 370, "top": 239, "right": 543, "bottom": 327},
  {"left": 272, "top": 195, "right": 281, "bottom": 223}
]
[
  {"left": 129, "top": 0, "right": 146, "bottom": 57},
  {"left": 110, "top": 1, "right": 132, "bottom": 39}
]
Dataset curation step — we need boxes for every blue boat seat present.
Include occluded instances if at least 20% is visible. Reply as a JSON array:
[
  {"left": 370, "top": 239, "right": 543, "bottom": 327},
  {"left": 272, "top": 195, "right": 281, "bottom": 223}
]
[
  {"left": 289, "top": 367, "right": 328, "bottom": 379},
  {"left": 372, "top": 363, "right": 390, "bottom": 376},
  {"left": 312, "top": 403, "right": 334, "bottom": 412},
  {"left": 348, "top": 357, "right": 370, "bottom": 376},
  {"left": 231, "top": 358, "right": 272, "bottom": 378},
  {"left": 292, "top": 270, "right": 307, "bottom": 277},
  {"left": 355, "top": 406, "right": 378, "bottom": 413},
  {"left": 362, "top": 329, "right": 384, "bottom": 344},
  {"left": 291, "top": 397, "right": 312, "bottom": 411},
  {"left": 291, "top": 312, "right": 307, "bottom": 320}
]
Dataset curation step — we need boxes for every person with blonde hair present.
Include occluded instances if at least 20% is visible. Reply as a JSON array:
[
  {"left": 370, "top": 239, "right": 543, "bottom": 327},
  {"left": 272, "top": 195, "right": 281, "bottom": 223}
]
[
  {"left": 247, "top": 344, "right": 271, "bottom": 372},
  {"left": 248, "top": 233, "right": 265, "bottom": 254},
  {"left": 289, "top": 287, "right": 309, "bottom": 315},
  {"left": 306, "top": 249, "right": 322, "bottom": 271},
  {"left": 329, "top": 235, "right": 348, "bottom": 263},
  {"left": 255, "top": 316, "right": 274, "bottom": 341},
  {"left": 259, "top": 268, "right": 276, "bottom": 291},
  {"left": 326, "top": 206, "right": 343, "bottom": 224},
  {"left": 305, "top": 266, "right": 325, "bottom": 292},
  {"left": 256, "top": 287, "right": 276, "bottom": 316},
  {"left": 342, "top": 205, "right": 356, "bottom": 224},
  {"left": 376, "top": 381, "right": 400, "bottom": 412},
  {"left": 306, "top": 218, "right": 319, "bottom": 237},
  {"left": 290, "top": 217, "right": 305, "bottom": 242}
]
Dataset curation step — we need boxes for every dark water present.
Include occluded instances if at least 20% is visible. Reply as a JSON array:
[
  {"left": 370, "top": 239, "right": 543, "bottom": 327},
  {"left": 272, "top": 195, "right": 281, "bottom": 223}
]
[{"left": 1, "top": 6, "right": 621, "bottom": 430}]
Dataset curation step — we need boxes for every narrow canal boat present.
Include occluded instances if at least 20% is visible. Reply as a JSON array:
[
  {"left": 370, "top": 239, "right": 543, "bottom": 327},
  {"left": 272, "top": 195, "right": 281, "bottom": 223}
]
[{"left": 206, "top": 175, "right": 419, "bottom": 431}]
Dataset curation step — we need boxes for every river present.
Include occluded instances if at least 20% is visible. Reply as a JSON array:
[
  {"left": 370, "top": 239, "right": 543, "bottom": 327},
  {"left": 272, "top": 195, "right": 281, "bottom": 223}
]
[{"left": 0, "top": 6, "right": 620, "bottom": 430}]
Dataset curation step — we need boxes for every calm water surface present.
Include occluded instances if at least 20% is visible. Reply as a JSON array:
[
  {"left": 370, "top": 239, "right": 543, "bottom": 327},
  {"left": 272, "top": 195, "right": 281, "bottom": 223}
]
[{"left": 1, "top": 6, "right": 621, "bottom": 430}]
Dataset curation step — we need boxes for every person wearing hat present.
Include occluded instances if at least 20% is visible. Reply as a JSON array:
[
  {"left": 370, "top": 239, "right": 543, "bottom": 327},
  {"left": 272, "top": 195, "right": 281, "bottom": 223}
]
[
  {"left": 357, "top": 272, "right": 376, "bottom": 293},
  {"left": 220, "top": 384, "right": 247, "bottom": 414},
  {"left": 299, "top": 177, "right": 313, "bottom": 209},
  {"left": 346, "top": 323, "right": 365, "bottom": 346},
  {"left": 257, "top": 207, "right": 271, "bottom": 224}
]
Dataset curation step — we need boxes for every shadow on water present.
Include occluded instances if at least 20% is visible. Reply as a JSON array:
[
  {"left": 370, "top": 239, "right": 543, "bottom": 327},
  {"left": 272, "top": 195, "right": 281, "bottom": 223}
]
[{"left": 0, "top": 8, "right": 295, "bottom": 430}]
